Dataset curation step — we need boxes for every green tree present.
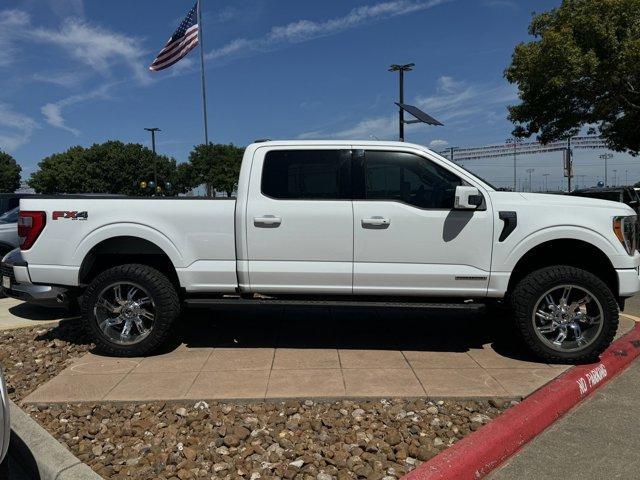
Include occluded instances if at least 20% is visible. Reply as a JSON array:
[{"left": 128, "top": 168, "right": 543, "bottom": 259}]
[
  {"left": 0, "top": 151, "right": 22, "bottom": 192},
  {"left": 187, "top": 143, "right": 244, "bottom": 197},
  {"left": 29, "top": 141, "right": 185, "bottom": 195},
  {"left": 505, "top": 0, "right": 640, "bottom": 154}
]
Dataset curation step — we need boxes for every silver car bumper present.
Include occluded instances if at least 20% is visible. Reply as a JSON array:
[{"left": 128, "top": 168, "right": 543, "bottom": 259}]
[
  {"left": 0, "top": 366, "right": 9, "bottom": 465},
  {"left": 1, "top": 249, "right": 68, "bottom": 308}
]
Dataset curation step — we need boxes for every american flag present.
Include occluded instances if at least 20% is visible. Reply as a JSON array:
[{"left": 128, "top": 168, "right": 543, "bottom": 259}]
[{"left": 149, "top": 2, "right": 200, "bottom": 71}]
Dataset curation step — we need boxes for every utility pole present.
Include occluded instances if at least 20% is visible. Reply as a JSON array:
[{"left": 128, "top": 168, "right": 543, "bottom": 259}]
[
  {"left": 542, "top": 173, "right": 550, "bottom": 192},
  {"left": 599, "top": 153, "right": 613, "bottom": 186},
  {"left": 389, "top": 63, "right": 414, "bottom": 142},
  {"left": 565, "top": 137, "right": 573, "bottom": 192},
  {"left": 506, "top": 137, "right": 522, "bottom": 191},
  {"left": 144, "top": 127, "right": 161, "bottom": 187},
  {"left": 527, "top": 168, "right": 535, "bottom": 192}
]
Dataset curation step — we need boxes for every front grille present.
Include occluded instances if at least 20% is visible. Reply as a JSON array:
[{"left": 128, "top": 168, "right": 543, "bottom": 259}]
[{"left": 1, "top": 263, "right": 15, "bottom": 283}]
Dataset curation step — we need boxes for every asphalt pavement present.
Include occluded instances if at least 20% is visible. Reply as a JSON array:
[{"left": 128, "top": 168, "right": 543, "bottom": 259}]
[{"left": 490, "top": 346, "right": 640, "bottom": 480}]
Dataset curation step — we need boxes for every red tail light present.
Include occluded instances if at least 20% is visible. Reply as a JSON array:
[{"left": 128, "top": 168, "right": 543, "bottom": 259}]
[{"left": 18, "top": 211, "right": 46, "bottom": 250}]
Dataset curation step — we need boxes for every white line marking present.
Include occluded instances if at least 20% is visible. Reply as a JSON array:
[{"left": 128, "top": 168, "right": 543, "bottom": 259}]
[{"left": 621, "top": 313, "right": 640, "bottom": 322}]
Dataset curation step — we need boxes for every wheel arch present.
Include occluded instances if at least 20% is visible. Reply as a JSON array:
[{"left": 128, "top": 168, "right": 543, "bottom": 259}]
[
  {"left": 507, "top": 238, "right": 619, "bottom": 301},
  {"left": 78, "top": 235, "right": 180, "bottom": 289}
]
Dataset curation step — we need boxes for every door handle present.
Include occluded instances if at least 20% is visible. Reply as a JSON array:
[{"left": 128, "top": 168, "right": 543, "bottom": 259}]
[
  {"left": 254, "top": 215, "right": 282, "bottom": 227},
  {"left": 361, "top": 216, "right": 391, "bottom": 229}
]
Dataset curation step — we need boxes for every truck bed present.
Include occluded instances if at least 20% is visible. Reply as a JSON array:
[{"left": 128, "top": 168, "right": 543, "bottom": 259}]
[{"left": 20, "top": 197, "right": 238, "bottom": 292}]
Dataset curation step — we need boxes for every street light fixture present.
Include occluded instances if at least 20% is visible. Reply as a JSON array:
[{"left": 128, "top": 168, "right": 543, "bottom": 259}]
[
  {"left": 144, "top": 127, "right": 161, "bottom": 187},
  {"left": 389, "top": 63, "right": 414, "bottom": 142},
  {"left": 599, "top": 153, "right": 613, "bottom": 186},
  {"left": 388, "top": 64, "right": 443, "bottom": 142},
  {"left": 526, "top": 168, "right": 535, "bottom": 192}
]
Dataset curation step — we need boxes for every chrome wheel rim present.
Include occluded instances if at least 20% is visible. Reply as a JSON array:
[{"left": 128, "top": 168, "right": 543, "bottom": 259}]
[
  {"left": 94, "top": 282, "right": 155, "bottom": 345},
  {"left": 532, "top": 284, "right": 604, "bottom": 352}
]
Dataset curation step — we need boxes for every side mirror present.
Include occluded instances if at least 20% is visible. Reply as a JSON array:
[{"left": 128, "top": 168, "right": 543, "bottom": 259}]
[{"left": 454, "top": 186, "right": 483, "bottom": 210}]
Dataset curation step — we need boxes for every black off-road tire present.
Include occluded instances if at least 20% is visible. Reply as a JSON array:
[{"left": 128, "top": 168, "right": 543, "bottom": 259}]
[
  {"left": 0, "top": 457, "right": 9, "bottom": 480},
  {"left": 81, "top": 264, "right": 180, "bottom": 357},
  {"left": 511, "top": 265, "right": 619, "bottom": 364}
]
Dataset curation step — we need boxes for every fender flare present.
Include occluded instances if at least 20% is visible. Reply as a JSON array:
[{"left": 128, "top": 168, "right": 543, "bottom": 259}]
[
  {"left": 500, "top": 225, "right": 619, "bottom": 272},
  {"left": 73, "top": 223, "right": 184, "bottom": 271}
]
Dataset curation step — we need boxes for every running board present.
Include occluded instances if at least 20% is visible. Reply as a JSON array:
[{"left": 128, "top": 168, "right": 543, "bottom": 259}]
[{"left": 185, "top": 298, "right": 484, "bottom": 310}]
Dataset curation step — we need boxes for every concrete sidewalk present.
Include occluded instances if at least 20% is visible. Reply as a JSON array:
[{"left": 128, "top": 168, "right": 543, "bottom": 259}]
[
  {"left": 0, "top": 297, "right": 72, "bottom": 331},
  {"left": 490, "top": 358, "right": 640, "bottom": 480}
]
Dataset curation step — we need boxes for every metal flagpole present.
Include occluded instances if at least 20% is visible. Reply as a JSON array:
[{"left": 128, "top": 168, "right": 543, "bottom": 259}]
[{"left": 198, "top": 0, "right": 209, "bottom": 144}]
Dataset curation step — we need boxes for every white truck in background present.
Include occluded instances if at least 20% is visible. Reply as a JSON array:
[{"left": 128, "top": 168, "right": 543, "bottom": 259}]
[{"left": 4, "top": 140, "right": 639, "bottom": 363}]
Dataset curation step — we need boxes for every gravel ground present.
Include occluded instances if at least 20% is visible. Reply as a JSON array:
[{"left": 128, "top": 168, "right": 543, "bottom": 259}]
[{"left": 2, "top": 320, "right": 514, "bottom": 480}]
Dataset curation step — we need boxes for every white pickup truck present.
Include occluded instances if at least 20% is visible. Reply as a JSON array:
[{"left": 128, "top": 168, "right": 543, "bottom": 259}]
[{"left": 6, "top": 140, "right": 640, "bottom": 362}]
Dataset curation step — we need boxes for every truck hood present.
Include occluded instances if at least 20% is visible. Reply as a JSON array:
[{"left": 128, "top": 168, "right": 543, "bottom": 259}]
[{"left": 488, "top": 191, "right": 636, "bottom": 216}]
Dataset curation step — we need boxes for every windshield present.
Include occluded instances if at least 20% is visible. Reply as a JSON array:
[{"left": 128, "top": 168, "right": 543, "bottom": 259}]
[
  {"left": 0, "top": 207, "right": 18, "bottom": 224},
  {"left": 452, "top": 163, "right": 499, "bottom": 190}
]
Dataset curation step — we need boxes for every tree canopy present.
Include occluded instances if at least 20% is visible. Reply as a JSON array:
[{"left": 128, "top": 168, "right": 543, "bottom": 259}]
[
  {"left": 0, "top": 151, "right": 21, "bottom": 193},
  {"left": 28, "top": 141, "right": 192, "bottom": 195},
  {"left": 187, "top": 143, "right": 244, "bottom": 197},
  {"left": 505, "top": 0, "right": 640, "bottom": 155}
]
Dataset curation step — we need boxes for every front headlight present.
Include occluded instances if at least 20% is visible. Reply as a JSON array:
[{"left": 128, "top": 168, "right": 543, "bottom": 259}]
[{"left": 613, "top": 215, "right": 638, "bottom": 255}]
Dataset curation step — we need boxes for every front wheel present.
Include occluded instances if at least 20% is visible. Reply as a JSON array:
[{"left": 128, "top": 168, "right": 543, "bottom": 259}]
[
  {"left": 81, "top": 264, "right": 180, "bottom": 357},
  {"left": 511, "top": 266, "right": 619, "bottom": 363}
]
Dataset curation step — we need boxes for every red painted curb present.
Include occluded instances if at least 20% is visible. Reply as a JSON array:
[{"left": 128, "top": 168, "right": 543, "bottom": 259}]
[{"left": 403, "top": 322, "right": 640, "bottom": 480}]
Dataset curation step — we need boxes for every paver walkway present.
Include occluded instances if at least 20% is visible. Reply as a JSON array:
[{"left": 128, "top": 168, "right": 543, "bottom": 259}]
[
  {"left": 0, "top": 297, "right": 72, "bottom": 331},
  {"left": 23, "top": 305, "right": 636, "bottom": 403}
]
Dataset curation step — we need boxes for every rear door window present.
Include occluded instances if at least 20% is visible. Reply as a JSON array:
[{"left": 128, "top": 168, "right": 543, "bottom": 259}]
[{"left": 261, "top": 150, "right": 351, "bottom": 200}]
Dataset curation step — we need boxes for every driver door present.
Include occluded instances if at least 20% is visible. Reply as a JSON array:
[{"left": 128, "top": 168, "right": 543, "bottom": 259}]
[{"left": 352, "top": 148, "right": 493, "bottom": 296}]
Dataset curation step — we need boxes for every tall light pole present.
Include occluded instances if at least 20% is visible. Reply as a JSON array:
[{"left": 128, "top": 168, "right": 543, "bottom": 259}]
[
  {"left": 613, "top": 169, "right": 618, "bottom": 186},
  {"left": 542, "top": 173, "right": 550, "bottom": 192},
  {"left": 527, "top": 168, "right": 535, "bottom": 192},
  {"left": 506, "top": 137, "right": 523, "bottom": 191},
  {"left": 144, "top": 127, "right": 161, "bottom": 187},
  {"left": 599, "top": 153, "right": 613, "bottom": 186},
  {"left": 625, "top": 170, "right": 629, "bottom": 186},
  {"left": 389, "top": 63, "right": 414, "bottom": 142}
]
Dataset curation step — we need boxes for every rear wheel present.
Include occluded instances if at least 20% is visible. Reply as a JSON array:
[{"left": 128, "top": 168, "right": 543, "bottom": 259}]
[
  {"left": 0, "top": 457, "right": 9, "bottom": 480},
  {"left": 511, "top": 266, "right": 619, "bottom": 363},
  {"left": 81, "top": 264, "right": 180, "bottom": 357}
]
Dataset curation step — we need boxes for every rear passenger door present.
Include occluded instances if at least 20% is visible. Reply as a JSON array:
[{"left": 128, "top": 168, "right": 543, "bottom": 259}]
[{"left": 245, "top": 148, "right": 354, "bottom": 294}]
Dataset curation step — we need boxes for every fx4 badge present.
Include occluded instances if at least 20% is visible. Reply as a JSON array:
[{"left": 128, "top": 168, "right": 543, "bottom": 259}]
[{"left": 52, "top": 211, "right": 88, "bottom": 221}]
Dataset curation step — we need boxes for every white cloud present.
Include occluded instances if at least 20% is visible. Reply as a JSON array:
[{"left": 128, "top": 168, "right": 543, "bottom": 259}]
[
  {"left": 0, "top": 9, "right": 149, "bottom": 84},
  {"left": 41, "top": 83, "right": 114, "bottom": 136},
  {"left": 415, "top": 75, "right": 517, "bottom": 122},
  {"left": 207, "top": 0, "right": 451, "bottom": 61},
  {"left": 0, "top": 103, "right": 38, "bottom": 152},
  {"left": 300, "top": 76, "right": 517, "bottom": 140},
  {"left": 32, "top": 19, "right": 149, "bottom": 84},
  {"left": 0, "top": 9, "right": 30, "bottom": 66},
  {"left": 429, "top": 139, "right": 449, "bottom": 149},
  {"left": 31, "top": 72, "right": 85, "bottom": 88}
]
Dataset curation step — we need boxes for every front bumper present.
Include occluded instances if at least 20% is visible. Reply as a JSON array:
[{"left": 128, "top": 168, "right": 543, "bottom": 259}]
[
  {"left": 618, "top": 267, "right": 640, "bottom": 297},
  {"left": 1, "top": 249, "right": 68, "bottom": 308}
]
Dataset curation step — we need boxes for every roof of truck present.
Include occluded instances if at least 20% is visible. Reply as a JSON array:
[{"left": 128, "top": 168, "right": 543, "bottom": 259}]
[{"left": 248, "top": 139, "right": 433, "bottom": 150}]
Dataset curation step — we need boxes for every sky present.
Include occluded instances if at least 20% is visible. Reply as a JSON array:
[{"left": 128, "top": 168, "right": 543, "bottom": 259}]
[{"left": 0, "top": 0, "right": 638, "bottom": 191}]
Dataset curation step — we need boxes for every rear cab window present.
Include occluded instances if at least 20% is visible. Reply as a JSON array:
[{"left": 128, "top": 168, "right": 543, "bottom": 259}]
[{"left": 261, "top": 150, "right": 351, "bottom": 200}]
